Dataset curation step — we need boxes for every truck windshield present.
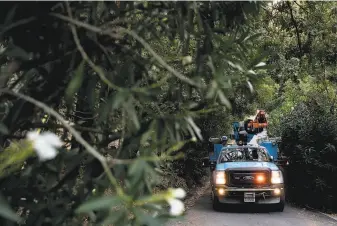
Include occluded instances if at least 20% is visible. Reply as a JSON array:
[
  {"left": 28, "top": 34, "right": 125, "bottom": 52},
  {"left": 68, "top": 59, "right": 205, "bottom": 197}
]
[{"left": 218, "top": 147, "right": 270, "bottom": 163}]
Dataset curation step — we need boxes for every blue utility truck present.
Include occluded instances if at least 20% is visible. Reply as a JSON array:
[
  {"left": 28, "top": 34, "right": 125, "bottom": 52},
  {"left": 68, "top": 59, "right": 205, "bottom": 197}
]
[{"left": 204, "top": 110, "right": 285, "bottom": 211}]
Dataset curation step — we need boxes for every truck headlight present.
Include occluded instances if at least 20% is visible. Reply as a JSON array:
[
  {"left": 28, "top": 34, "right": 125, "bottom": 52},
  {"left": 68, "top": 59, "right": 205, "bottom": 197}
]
[
  {"left": 215, "top": 171, "right": 226, "bottom": 185},
  {"left": 271, "top": 170, "right": 283, "bottom": 184}
]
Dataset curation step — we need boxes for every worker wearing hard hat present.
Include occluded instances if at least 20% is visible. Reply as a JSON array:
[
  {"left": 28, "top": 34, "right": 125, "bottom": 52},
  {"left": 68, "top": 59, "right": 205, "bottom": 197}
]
[{"left": 221, "top": 136, "right": 228, "bottom": 146}]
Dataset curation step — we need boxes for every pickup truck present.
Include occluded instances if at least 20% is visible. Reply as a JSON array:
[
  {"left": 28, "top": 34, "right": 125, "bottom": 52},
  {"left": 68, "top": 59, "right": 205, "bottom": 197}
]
[{"left": 206, "top": 145, "right": 285, "bottom": 212}]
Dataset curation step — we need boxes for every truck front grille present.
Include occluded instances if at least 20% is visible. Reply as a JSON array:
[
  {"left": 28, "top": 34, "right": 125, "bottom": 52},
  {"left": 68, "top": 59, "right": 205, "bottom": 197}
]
[{"left": 227, "top": 170, "right": 270, "bottom": 187}]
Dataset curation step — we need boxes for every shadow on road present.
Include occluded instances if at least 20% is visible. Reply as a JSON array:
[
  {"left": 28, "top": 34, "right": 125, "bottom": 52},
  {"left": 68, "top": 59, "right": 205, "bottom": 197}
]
[
  {"left": 192, "top": 195, "right": 285, "bottom": 214},
  {"left": 217, "top": 204, "right": 282, "bottom": 213},
  {"left": 167, "top": 195, "right": 337, "bottom": 226}
]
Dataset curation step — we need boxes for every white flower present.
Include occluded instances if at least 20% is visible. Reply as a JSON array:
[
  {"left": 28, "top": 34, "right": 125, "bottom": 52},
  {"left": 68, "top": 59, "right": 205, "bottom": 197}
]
[
  {"left": 167, "top": 198, "right": 185, "bottom": 216},
  {"left": 166, "top": 188, "right": 186, "bottom": 216},
  {"left": 26, "top": 131, "right": 63, "bottom": 161},
  {"left": 170, "top": 188, "right": 186, "bottom": 199}
]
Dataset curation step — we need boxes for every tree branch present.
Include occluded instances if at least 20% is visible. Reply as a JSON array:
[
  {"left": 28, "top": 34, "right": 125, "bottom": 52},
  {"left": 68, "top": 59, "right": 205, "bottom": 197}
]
[
  {"left": 287, "top": 1, "right": 303, "bottom": 57},
  {"left": 28, "top": 122, "right": 121, "bottom": 136},
  {"left": 0, "top": 88, "right": 125, "bottom": 196},
  {"left": 50, "top": 12, "right": 200, "bottom": 88},
  {"left": 65, "top": 2, "right": 122, "bottom": 91}
]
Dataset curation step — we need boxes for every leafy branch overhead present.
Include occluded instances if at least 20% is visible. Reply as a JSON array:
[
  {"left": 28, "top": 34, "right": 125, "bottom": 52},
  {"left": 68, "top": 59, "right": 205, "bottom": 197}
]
[{"left": 0, "top": 1, "right": 268, "bottom": 225}]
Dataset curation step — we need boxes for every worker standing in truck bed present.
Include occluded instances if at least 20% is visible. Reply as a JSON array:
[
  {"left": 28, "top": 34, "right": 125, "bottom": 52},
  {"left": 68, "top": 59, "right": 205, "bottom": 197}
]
[{"left": 221, "top": 136, "right": 228, "bottom": 147}]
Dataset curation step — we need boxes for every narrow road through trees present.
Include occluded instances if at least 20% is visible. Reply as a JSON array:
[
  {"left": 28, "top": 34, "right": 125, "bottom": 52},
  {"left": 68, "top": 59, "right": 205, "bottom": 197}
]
[{"left": 169, "top": 195, "right": 337, "bottom": 226}]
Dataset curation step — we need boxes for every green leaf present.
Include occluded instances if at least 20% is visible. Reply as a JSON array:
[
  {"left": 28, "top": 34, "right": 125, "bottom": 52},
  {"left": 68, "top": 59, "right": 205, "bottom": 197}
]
[
  {"left": 217, "top": 90, "right": 232, "bottom": 109},
  {"left": 166, "top": 140, "right": 188, "bottom": 154},
  {"left": 126, "top": 100, "right": 140, "bottom": 130},
  {"left": 75, "top": 196, "right": 123, "bottom": 214},
  {"left": 2, "top": 43, "right": 31, "bottom": 61},
  {"left": 140, "top": 122, "right": 155, "bottom": 146},
  {"left": 65, "top": 61, "right": 85, "bottom": 103},
  {"left": 249, "top": 50, "right": 269, "bottom": 68},
  {"left": 237, "top": 30, "right": 250, "bottom": 43},
  {"left": 4, "top": 5, "right": 18, "bottom": 25},
  {"left": 133, "top": 208, "right": 164, "bottom": 226},
  {"left": 185, "top": 116, "right": 203, "bottom": 140},
  {"left": 206, "top": 80, "right": 218, "bottom": 99},
  {"left": 0, "top": 123, "right": 9, "bottom": 135},
  {"left": 101, "top": 210, "right": 126, "bottom": 225},
  {"left": 247, "top": 80, "right": 254, "bottom": 93},
  {"left": 142, "top": 203, "right": 163, "bottom": 212},
  {"left": 253, "top": 64, "right": 276, "bottom": 70},
  {"left": 112, "top": 90, "right": 129, "bottom": 109},
  {"left": 128, "top": 159, "right": 149, "bottom": 191},
  {"left": 128, "top": 159, "right": 146, "bottom": 177},
  {"left": 243, "top": 32, "right": 262, "bottom": 43},
  {"left": 0, "top": 194, "right": 22, "bottom": 223},
  {"left": 225, "top": 59, "right": 245, "bottom": 72}
]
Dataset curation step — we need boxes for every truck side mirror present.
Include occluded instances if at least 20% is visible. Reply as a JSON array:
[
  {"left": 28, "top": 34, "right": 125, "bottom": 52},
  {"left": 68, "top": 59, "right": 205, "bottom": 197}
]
[{"left": 270, "top": 156, "right": 274, "bottom": 162}]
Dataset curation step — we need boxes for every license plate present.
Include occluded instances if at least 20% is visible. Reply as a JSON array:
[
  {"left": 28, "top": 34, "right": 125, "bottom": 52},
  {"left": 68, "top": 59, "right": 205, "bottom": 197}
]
[{"left": 244, "top": 192, "right": 255, "bottom": 203}]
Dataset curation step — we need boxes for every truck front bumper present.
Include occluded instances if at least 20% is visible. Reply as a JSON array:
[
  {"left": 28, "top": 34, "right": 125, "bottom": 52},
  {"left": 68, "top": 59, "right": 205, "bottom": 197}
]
[{"left": 213, "top": 185, "right": 285, "bottom": 204}]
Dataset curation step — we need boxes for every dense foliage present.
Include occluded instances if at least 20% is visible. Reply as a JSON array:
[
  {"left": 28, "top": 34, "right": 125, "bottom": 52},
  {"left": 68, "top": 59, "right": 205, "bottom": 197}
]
[
  {"left": 259, "top": 1, "right": 337, "bottom": 211},
  {"left": 280, "top": 101, "right": 337, "bottom": 211},
  {"left": 0, "top": 1, "right": 267, "bottom": 225},
  {"left": 2, "top": 0, "right": 337, "bottom": 223}
]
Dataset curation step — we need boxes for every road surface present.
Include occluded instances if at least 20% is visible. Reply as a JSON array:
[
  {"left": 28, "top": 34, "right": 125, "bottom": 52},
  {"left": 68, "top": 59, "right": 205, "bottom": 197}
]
[{"left": 169, "top": 195, "right": 337, "bottom": 226}]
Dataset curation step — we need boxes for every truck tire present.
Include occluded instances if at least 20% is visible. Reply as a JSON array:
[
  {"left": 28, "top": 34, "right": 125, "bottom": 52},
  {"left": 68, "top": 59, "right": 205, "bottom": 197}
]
[
  {"left": 212, "top": 194, "right": 222, "bottom": 211},
  {"left": 274, "top": 200, "right": 285, "bottom": 212}
]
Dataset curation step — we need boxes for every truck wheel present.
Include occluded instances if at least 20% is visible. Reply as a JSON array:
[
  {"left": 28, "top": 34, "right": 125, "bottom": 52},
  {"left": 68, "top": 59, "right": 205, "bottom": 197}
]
[
  {"left": 274, "top": 200, "right": 285, "bottom": 212},
  {"left": 212, "top": 195, "right": 222, "bottom": 211}
]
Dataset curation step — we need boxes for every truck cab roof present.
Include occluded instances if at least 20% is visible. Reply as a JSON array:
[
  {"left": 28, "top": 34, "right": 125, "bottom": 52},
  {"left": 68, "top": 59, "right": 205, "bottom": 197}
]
[{"left": 216, "top": 146, "right": 278, "bottom": 171}]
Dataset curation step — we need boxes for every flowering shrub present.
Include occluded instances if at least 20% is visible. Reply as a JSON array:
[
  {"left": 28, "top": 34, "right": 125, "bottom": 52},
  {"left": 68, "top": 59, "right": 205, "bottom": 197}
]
[{"left": 0, "top": 1, "right": 264, "bottom": 225}]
